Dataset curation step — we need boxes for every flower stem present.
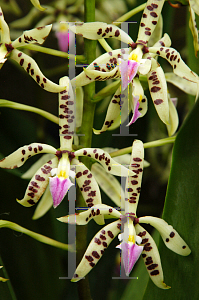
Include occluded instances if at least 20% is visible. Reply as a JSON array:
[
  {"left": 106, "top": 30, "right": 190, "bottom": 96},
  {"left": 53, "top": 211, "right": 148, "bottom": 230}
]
[{"left": 110, "top": 136, "right": 176, "bottom": 157}]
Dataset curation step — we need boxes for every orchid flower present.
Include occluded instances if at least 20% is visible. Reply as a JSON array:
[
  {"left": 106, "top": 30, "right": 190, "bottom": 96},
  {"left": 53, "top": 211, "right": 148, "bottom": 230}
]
[
  {"left": 58, "top": 140, "right": 191, "bottom": 289},
  {"left": 0, "top": 76, "right": 135, "bottom": 224},
  {"left": 0, "top": 7, "right": 64, "bottom": 93},
  {"left": 69, "top": 0, "right": 198, "bottom": 134}
]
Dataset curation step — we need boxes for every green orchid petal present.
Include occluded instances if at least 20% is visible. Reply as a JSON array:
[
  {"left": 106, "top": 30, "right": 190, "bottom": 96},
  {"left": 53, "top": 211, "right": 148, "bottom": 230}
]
[
  {"left": 74, "top": 148, "right": 136, "bottom": 177},
  {"left": 71, "top": 48, "right": 129, "bottom": 87},
  {"left": 139, "top": 216, "right": 191, "bottom": 256},
  {"left": 12, "top": 25, "right": 52, "bottom": 48},
  {"left": 93, "top": 87, "right": 124, "bottom": 134},
  {"left": 0, "top": 43, "right": 8, "bottom": 62},
  {"left": 0, "top": 7, "right": 11, "bottom": 43},
  {"left": 165, "top": 72, "right": 197, "bottom": 95},
  {"left": 74, "top": 160, "right": 104, "bottom": 225},
  {"left": 147, "top": 58, "right": 169, "bottom": 125},
  {"left": 189, "top": 6, "right": 199, "bottom": 56},
  {"left": 59, "top": 76, "right": 75, "bottom": 150},
  {"left": 136, "top": 0, "right": 165, "bottom": 44},
  {"left": 30, "top": 0, "right": 46, "bottom": 11},
  {"left": 166, "top": 96, "right": 179, "bottom": 136},
  {"left": 22, "top": 154, "right": 54, "bottom": 179},
  {"left": 135, "top": 223, "right": 170, "bottom": 289},
  {"left": 70, "top": 22, "right": 133, "bottom": 44},
  {"left": 149, "top": 46, "right": 198, "bottom": 83},
  {"left": 124, "top": 140, "right": 144, "bottom": 215},
  {"left": 91, "top": 163, "right": 125, "bottom": 208},
  {"left": 57, "top": 204, "right": 121, "bottom": 225},
  {"left": 9, "top": 49, "right": 66, "bottom": 93},
  {"left": 0, "top": 143, "right": 57, "bottom": 169},
  {"left": 17, "top": 157, "right": 58, "bottom": 207},
  {"left": 32, "top": 185, "right": 53, "bottom": 220},
  {"left": 71, "top": 220, "right": 121, "bottom": 282},
  {"left": 75, "top": 86, "right": 83, "bottom": 128}
]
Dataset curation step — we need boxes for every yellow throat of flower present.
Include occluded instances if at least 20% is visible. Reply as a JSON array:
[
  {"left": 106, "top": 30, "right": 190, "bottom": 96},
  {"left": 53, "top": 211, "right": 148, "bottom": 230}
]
[{"left": 128, "top": 235, "right": 135, "bottom": 243}]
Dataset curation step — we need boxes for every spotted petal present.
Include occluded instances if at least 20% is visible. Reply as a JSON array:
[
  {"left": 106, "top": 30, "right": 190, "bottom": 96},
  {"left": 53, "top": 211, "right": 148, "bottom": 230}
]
[
  {"left": 119, "top": 241, "right": 143, "bottom": 276},
  {"left": 49, "top": 176, "right": 74, "bottom": 208},
  {"left": 59, "top": 76, "right": 75, "bottom": 149},
  {"left": 71, "top": 48, "right": 129, "bottom": 87},
  {"left": 71, "top": 220, "right": 121, "bottom": 282},
  {"left": 137, "top": 0, "right": 165, "bottom": 44},
  {"left": 124, "top": 140, "right": 144, "bottom": 215},
  {"left": 17, "top": 157, "right": 58, "bottom": 207},
  {"left": 139, "top": 216, "right": 191, "bottom": 256},
  {"left": 135, "top": 223, "right": 170, "bottom": 289},
  {"left": 149, "top": 46, "right": 198, "bottom": 83},
  {"left": 74, "top": 148, "right": 136, "bottom": 177},
  {"left": 57, "top": 204, "right": 121, "bottom": 225},
  {"left": 83, "top": 66, "right": 120, "bottom": 82},
  {"left": 147, "top": 58, "right": 169, "bottom": 124},
  {"left": 12, "top": 25, "right": 52, "bottom": 48},
  {"left": 0, "top": 143, "right": 56, "bottom": 169},
  {"left": 9, "top": 49, "right": 66, "bottom": 93},
  {"left": 70, "top": 22, "right": 133, "bottom": 44},
  {"left": 74, "top": 160, "right": 104, "bottom": 225}
]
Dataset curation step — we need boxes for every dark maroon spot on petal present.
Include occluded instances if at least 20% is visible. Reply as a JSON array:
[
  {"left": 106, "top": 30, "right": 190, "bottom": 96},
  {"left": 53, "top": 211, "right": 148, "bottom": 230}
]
[
  {"left": 20, "top": 59, "right": 24, "bottom": 66},
  {"left": 103, "top": 242, "right": 108, "bottom": 247},
  {"left": 170, "top": 231, "right": 175, "bottom": 238},
  {"left": 108, "top": 231, "right": 114, "bottom": 239},
  {"left": 182, "top": 245, "right": 186, "bottom": 249},
  {"left": 89, "top": 262, "right": 95, "bottom": 267},
  {"left": 100, "top": 234, "right": 106, "bottom": 240},
  {"left": 85, "top": 255, "right": 93, "bottom": 262},
  {"left": 36, "top": 75, "right": 40, "bottom": 83},
  {"left": 27, "top": 199, "right": 36, "bottom": 205},
  {"left": 152, "top": 21, "right": 157, "bottom": 25},
  {"left": 109, "top": 208, "right": 113, "bottom": 213},
  {"left": 150, "top": 12, "right": 158, "bottom": 17},
  {"left": 131, "top": 180, "right": 138, "bottom": 185},
  {"left": 18, "top": 52, "right": 22, "bottom": 57},
  {"left": 141, "top": 23, "right": 145, "bottom": 27},
  {"left": 142, "top": 254, "right": 147, "bottom": 258},
  {"left": 151, "top": 86, "right": 161, "bottom": 93},
  {"left": 115, "top": 29, "right": 120, "bottom": 37},
  {"left": 35, "top": 175, "right": 45, "bottom": 181},
  {"left": 147, "top": 5, "right": 153, "bottom": 11},
  {"left": 144, "top": 243, "right": 152, "bottom": 251},
  {"left": 94, "top": 238, "right": 101, "bottom": 245},
  {"left": 142, "top": 238, "right": 149, "bottom": 244},
  {"left": 138, "top": 231, "right": 146, "bottom": 237},
  {"left": 147, "top": 264, "right": 158, "bottom": 270},
  {"left": 154, "top": 99, "right": 163, "bottom": 105},
  {"left": 92, "top": 251, "right": 100, "bottom": 259},
  {"left": 150, "top": 270, "right": 159, "bottom": 276},
  {"left": 133, "top": 157, "right": 142, "bottom": 162},
  {"left": 143, "top": 13, "right": 147, "bottom": 18},
  {"left": 145, "top": 256, "right": 153, "bottom": 265}
]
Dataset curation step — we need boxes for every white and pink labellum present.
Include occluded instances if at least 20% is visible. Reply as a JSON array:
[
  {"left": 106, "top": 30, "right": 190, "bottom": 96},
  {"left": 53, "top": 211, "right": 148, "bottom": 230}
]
[
  {"left": 135, "top": 223, "right": 171, "bottom": 289},
  {"left": 118, "top": 241, "right": 143, "bottom": 276},
  {"left": 12, "top": 25, "right": 52, "bottom": 48},
  {"left": 9, "top": 49, "right": 65, "bottom": 93},
  {"left": 49, "top": 176, "right": 74, "bottom": 208},
  {"left": 136, "top": 0, "right": 165, "bottom": 45},
  {"left": 57, "top": 204, "right": 121, "bottom": 225},
  {"left": 139, "top": 217, "right": 191, "bottom": 256},
  {"left": 69, "top": 22, "right": 133, "bottom": 44},
  {"left": 74, "top": 148, "right": 136, "bottom": 177},
  {"left": 17, "top": 157, "right": 58, "bottom": 207},
  {"left": 71, "top": 220, "right": 121, "bottom": 282},
  {"left": 0, "top": 143, "right": 57, "bottom": 169},
  {"left": 71, "top": 48, "right": 129, "bottom": 87},
  {"left": 147, "top": 58, "right": 169, "bottom": 125},
  {"left": 55, "top": 30, "right": 69, "bottom": 52},
  {"left": 119, "top": 59, "right": 139, "bottom": 91}
]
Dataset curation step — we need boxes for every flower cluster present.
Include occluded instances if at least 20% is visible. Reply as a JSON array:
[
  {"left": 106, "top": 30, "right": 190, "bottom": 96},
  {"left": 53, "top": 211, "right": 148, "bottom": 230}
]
[{"left": 0, "top": 0, "right": 194, "bottom": 293}]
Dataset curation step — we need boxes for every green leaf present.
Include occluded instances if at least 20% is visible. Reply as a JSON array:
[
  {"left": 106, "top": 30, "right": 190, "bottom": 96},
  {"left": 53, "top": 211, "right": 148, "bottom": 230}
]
[{"left": 142, "top": 87, "right": 199, "bottom": 298}]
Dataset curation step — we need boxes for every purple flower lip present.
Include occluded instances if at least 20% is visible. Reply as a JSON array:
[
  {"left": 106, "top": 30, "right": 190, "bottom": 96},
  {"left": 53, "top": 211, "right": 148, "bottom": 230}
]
[
  {"left": 49, "top": 176, "right": 74, "bottom": 208},
  {"left": 120, "top": 241, "right": 143, "bottom": 276}
]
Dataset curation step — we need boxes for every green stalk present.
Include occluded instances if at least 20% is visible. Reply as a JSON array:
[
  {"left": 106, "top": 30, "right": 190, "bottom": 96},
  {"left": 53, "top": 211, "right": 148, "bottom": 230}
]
[{"left": 76, "top": 1, "right": 96, "bottom": 299}]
